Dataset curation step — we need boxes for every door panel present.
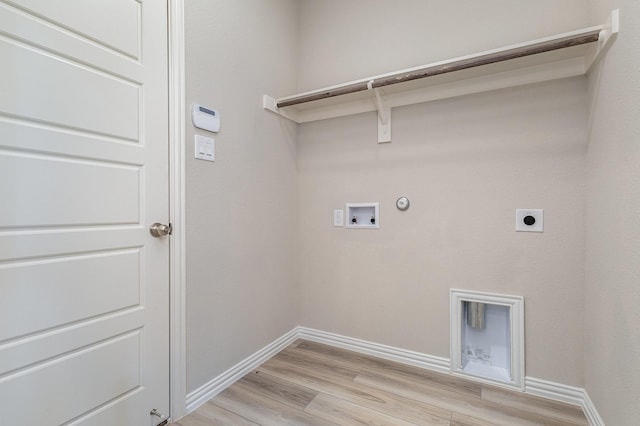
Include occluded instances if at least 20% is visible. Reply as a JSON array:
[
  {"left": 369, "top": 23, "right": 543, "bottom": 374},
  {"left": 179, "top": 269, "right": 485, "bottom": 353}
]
[
  {"left": 0, "top": 37, "right": 141, "bottom": 140},
  {"left": 1, "top": 331, "right": 142, "bottom": 426},
  {"left": 0, "top": 249, "right": 141, "bottom": 341},
  {"left": 0, "top": 1, "right": 169, "bottom": 424},
  {"left": 0, "top": 152, "right": 141, "bottom": 227},
  {"left": 1, "top": 0, "right": 141, "bottom": 58}
]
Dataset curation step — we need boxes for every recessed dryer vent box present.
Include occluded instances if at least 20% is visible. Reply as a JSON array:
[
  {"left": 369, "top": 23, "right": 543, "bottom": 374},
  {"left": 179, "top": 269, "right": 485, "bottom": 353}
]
[
  {"left": 346, "top": 203, "right": 379, "bottom": 229},
  {"left": 450, "top": 289, "right": 525, "bottom": 390}
]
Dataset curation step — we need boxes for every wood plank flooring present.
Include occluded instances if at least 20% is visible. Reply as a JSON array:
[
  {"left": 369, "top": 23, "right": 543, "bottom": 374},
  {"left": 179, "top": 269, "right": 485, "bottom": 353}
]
[{"left": 172, "top": 340, "right": 588, "bottom": 426}]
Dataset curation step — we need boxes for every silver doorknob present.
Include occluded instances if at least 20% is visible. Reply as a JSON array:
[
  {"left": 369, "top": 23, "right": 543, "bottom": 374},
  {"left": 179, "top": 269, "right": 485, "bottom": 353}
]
[{"left": 149, "top": 223, "right": 172, "bottom": 237}]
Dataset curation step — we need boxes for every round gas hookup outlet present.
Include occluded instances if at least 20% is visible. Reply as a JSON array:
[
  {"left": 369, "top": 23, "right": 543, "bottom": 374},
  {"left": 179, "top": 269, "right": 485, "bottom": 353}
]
[{"left": 396, "top": 196, "right": 410, "bottom": 211}]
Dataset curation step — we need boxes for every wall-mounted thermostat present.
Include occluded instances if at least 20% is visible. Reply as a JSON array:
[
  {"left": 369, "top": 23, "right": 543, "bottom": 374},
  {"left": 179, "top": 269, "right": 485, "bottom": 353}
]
[{"left": 192, "top": 104, "right": 220, "bottom": 132}]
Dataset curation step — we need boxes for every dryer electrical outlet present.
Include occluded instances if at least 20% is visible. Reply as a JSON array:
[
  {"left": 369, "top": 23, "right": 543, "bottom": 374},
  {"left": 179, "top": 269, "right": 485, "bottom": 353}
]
[{"left": 515, "top": 209, "right": 543, "bottom": 232}]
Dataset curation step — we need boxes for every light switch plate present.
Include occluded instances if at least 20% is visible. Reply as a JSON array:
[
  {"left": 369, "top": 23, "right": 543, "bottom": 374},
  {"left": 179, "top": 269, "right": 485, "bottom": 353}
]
[
  {"left": 516, "top": 209, "right": 543, "bottom": 232},
  {"left": 195, "top": 134, "right": 214, "bottom": 162},
  {"left": 333, "top": 209, "right": 344, "bottom": 227}
]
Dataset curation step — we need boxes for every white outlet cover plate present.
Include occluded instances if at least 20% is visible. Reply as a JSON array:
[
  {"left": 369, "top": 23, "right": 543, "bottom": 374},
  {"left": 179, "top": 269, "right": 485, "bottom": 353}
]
[
  {"left": 333, "top": 209, "right": 344, "bottom": 227},
  {"left": 516, "top": 209, "right": 543, "bottom": 232}
]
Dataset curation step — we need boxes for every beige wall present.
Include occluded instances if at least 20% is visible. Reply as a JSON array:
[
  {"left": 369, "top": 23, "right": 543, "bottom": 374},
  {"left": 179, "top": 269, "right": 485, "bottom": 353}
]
[
  {"left": 184, "top": 0, "right": 299, "bottom": 393},
  {"left": 182, "top": 1, "right": 640, "bottom": 420},
  {"left": 297, "top": 0, "right": 591, "bottom": 91},
  {"left": 297, "top": 0, "right": 591, "bottom": 387},
  {"left": 298, "top": 80, "right": 589, "bottom": 386},
  {"left": 585, "top": 1, "right": 640, "bottom": 423}
]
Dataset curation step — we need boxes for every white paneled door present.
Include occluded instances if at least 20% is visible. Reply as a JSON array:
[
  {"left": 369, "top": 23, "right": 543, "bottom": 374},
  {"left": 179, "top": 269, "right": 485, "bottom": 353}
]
[{"left": 0, "top": 1, "right": 170, "bottom": 425}]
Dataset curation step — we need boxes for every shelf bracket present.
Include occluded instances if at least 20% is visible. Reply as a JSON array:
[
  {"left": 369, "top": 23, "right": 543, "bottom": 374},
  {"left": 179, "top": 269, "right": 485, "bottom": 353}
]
[
  {"left": 368, "top": 80, "right": 391, "bottom": 143},
  {"left": 586, "top": 9, "right": 619, "bottom": 71},
  {"left": 263, "top": 95, "right": 299, "bottom": 123}
]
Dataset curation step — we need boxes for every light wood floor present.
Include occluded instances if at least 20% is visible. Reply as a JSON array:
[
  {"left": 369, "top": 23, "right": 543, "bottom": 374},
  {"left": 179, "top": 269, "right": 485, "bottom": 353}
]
[{"left": 172, "top": 340, "right": 588, "bottom": 426}]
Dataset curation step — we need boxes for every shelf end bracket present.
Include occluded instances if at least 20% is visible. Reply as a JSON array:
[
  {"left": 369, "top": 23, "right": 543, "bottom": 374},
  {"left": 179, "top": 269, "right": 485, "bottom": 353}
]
[
  {"left": 587, "top": 9, "right": 619, "bottom": 71},
  {"left": 263, "top": 95, "right": 299, "bottom": 123}
]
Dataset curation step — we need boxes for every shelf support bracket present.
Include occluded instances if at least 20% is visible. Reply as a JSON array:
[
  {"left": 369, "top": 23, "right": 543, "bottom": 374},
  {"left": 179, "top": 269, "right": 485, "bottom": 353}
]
[
  {"left": 263, "top": 95, "right": 299, "bottom": 123},
  {"left": 369, "top": 81, "right": 391, "bottom": 143},
  {"left": 586, "top": 9, "right": 619, "bottom": 71}
]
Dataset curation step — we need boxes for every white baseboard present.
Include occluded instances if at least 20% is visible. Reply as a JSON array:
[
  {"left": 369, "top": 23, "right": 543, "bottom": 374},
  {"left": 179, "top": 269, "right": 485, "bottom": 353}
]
[
  {"left": 296, "top": 327, "right": 451, "bottom": 374},
  {"left": 184, "top": 327, "right": 299, "bottom": 413},
  {"left": 525, "top": 377, "right": 605, "bottom": 426},
  {"left": 581, "top": 391, "right": 606, "bottom": 426},
  {"left": 525, "top": 376, "right": 586, "bottom": 406},
  {"left": 184, "top": 326, "right": 604, "bottom": 426}
]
